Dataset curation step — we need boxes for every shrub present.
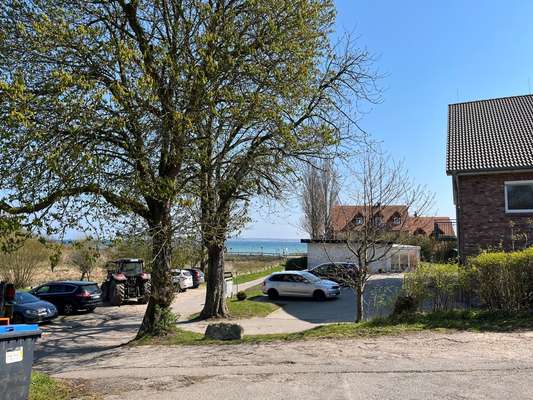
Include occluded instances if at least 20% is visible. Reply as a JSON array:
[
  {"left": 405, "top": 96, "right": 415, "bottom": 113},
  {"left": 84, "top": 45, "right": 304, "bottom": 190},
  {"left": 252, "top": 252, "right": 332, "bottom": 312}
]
[
  {"left": 236, "top": 291, "right": 247, "bottom": 301},
  {"left": 403, "top": 262, "right": 464, "bottom": 312},
  {"left": 392, "top": 295, "right": 418, "bottom": 316},
  {"left": 0, "top": 239, "right": 49, "bottom": 288},
  {"left": 469, "top": 247, "right": 533, "bottom": 312},
  {"left": 284, "top": 256, "right": 307, "bottom": 271}
]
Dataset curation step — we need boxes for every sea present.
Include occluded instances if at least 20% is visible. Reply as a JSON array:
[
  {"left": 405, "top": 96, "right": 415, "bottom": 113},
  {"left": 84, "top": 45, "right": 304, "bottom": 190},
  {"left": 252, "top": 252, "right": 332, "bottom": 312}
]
[{"left": 226, "top": 238, "right": 306, "bottom": 256}]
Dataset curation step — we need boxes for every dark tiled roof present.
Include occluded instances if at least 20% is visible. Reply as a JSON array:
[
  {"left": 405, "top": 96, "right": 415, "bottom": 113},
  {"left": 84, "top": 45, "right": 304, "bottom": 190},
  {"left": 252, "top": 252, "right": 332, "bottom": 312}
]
[{"left": 447, "top": 94, "right": 533, "bottom": 174}]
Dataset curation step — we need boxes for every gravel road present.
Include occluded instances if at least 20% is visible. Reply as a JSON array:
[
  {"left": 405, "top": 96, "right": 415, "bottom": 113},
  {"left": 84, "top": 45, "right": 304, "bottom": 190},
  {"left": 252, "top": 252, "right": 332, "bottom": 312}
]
[{"left": 48, "top": 330, "right": 533, "bottom": 400}]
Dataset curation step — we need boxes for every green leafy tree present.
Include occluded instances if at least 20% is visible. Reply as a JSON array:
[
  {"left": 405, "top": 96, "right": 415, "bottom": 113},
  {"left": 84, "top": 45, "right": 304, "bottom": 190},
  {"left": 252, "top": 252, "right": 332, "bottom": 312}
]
[
  {"left": 189, "top": 2, "right": 377, "bottom": 318},
  {"left": 0, "top": 0, "right": 199, "bottom": 336}
]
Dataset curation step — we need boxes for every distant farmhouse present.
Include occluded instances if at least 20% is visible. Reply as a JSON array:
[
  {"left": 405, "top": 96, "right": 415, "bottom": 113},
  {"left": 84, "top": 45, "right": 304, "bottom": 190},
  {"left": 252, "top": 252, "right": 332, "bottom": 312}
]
[
  {"left": 302, "top": 205, "right": 453, "bottom": 272},
  {"left": 447, "top": 95, "right": 533, "bottom": 261},
  {"left": 329, "top": 205, "right": 453, "bottom": 239}
]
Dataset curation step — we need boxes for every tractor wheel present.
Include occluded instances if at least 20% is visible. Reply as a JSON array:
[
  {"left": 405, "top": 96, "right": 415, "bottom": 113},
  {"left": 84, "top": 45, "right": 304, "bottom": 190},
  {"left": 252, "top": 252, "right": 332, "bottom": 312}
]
[
  {"left": 110, "top": 281, "right": 125, "bottom": 306},
  {"left": 139, "top": 281, "right": 151, "bottom": 304},
  {"left": 101, "top": 281, "right": 110, "bottom": 302}
]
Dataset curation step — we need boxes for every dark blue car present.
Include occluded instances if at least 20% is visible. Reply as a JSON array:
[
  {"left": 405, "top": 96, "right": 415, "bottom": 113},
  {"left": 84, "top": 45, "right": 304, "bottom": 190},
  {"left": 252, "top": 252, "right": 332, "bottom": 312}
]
[{"left": 12, "top": 291, "right": 58, "bottom": 324}]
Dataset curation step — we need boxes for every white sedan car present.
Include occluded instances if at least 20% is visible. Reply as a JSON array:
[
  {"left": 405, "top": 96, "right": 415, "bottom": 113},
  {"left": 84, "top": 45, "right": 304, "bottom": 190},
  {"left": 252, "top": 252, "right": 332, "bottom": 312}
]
[
  {"left": 262, "top": 271, "right": 340, "bottom": 301},
  {"left": 171, "top": 269, "right": 194, "bottom": 292}
]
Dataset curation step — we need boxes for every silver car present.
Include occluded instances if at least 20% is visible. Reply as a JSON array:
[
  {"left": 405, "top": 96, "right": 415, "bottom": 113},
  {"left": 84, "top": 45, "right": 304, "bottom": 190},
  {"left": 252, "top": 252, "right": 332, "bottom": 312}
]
[{"left": 262, "top": 271, "right": 340, "bottom": 301}]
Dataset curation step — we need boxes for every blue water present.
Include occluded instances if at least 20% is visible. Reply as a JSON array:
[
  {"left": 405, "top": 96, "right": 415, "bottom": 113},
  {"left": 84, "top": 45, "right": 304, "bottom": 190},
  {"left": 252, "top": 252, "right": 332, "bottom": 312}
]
[{"left": 226, "top": 238, "right": 306, "bottom": 255}]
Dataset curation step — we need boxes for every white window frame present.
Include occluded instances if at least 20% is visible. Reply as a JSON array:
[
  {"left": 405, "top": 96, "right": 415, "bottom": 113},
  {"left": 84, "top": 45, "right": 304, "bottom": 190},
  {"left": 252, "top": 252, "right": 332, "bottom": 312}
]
[
  {"left": 354, "top": 216, "right": 363, "bottom": 225},
  {"left": 504, "top": 180, "right": 533, "bottom": 213},
  {"left": 392, "top": 216, "right": 401, "bottom": 225}
]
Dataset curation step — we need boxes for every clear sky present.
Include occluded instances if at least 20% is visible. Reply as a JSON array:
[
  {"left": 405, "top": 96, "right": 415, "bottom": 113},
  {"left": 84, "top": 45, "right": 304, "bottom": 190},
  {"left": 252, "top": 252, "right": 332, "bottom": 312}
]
[{"left": 240, "top": 0, "right": 533, "bottom": 239}]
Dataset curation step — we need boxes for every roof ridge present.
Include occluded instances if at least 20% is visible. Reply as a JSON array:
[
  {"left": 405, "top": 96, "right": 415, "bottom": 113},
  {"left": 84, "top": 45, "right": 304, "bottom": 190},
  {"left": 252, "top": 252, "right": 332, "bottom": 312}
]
[{"left": 449, "top": 93, "right": 533, "bottom": 107}]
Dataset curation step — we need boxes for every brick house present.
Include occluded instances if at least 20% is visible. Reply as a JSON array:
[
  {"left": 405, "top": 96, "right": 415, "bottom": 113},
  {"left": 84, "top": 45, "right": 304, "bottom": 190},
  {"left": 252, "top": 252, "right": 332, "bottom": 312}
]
[
  {"left": 330, "top": 205, "right": 453, "bottom": 239},
  {"left": 447, "top": 95, "right": 533, "bottom": 261}
]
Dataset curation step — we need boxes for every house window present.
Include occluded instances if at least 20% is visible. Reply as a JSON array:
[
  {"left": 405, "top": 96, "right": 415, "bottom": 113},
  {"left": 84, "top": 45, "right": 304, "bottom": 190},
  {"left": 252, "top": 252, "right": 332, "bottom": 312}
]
[
  {"left": 505, "top": 181, "right": 533, "bottom": 213},
  {"left": 354, "top": 216, "right": 363, "bottom": 225},
  {"left": 392, "top": 216, "right": 401, "bottom": 225},
  {"left": 373, "top": 215, "right": 383, "bottom": 226}
]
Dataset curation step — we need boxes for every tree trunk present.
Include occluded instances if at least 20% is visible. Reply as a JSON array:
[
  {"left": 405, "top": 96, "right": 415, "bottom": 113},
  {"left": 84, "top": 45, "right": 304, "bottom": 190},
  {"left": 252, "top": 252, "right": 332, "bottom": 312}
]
[
  {"left": 356, "top": 282, "right": 364, "bottom": 322},
  {"left": 137, "top": 203, "right": 175, "bottom": 338},
  {"left": 200, "top": 241, "right": 229, "bottom": 319}
]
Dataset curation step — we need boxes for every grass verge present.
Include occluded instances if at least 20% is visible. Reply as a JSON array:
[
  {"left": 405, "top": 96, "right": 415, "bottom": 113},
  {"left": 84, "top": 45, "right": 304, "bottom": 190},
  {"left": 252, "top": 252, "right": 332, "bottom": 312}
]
[
  {"left": 30, "top": 372, "right": 100, "bottom": 400},
  {"left": 136, "top": 310, "right": 533, "bottom": 347},
  {"left": 227, "top": 285, "right": 279, "bottom": 318},
  {"left": 189, "top": 285, "right": 279, "bottom": 320},
  {"left": 30, "top": 372, "right": 72, "bottom": 400},
  {"left": 233, "top": 264, "right": 283, "bottom": 285}
]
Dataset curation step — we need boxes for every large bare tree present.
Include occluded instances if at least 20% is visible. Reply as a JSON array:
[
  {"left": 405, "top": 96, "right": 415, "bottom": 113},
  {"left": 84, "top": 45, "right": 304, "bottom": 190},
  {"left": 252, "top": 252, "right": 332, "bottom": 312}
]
[{"left": 325, "top": 146, "right": 433, "bottom": 321}]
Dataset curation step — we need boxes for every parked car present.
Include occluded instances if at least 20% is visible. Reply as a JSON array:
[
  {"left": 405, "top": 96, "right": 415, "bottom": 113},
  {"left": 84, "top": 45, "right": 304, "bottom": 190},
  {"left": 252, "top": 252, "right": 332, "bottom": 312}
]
[
  {"left": 30, "top": 281, "right": 102, "bottom": 315},
  {"left": 171, "top": 269, "right": 194, "bottom": 292},
  {"left": 11, "top": 291, "right": 58, "bottom": 324},
  {"left": 307, "top": 262, "right": 358, "bottom": 286},
  {"left": 262, "top": 271, "right": 340, "bottom": 301},
  {"left": 184, "top": 268, "right": 205, "bottom": 288}
]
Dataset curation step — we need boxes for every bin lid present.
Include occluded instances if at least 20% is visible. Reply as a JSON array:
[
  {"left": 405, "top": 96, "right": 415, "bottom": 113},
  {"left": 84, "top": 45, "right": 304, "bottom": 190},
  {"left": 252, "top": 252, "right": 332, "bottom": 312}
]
[
  {"left": 0, "top": 324, "right": 41, "bottom": 340},
  {"left": 0, "top": 324, "right": 40, "bottom": 334}
]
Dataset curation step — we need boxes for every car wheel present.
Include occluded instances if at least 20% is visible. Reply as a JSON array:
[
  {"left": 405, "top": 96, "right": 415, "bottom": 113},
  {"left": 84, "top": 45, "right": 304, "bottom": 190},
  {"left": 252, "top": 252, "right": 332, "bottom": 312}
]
[
  {"left": 62, "top": 303, "right": 75, "bottom": 315},
  {"left": 101, "top": 281, "right": 110, "bottom": 302},
  {"left": 12, "top": 313, "right": 24, "bottom": 324},
  {"left": 313, "top": 290, "right": 326, "bottom": 301},
  {"left": 267, "top": 289, "right": 279, "bottom": 300}
]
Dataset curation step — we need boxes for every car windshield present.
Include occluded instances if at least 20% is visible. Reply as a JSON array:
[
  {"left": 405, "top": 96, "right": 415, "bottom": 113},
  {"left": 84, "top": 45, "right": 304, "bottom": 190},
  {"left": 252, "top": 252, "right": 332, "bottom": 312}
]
[
  {"left": 300, "top": 272, "right": 320, "bottom": 282},
  {"left": 15, "top": 292, "right": 40, "bottom": 304},
  {"left": 121, "top": 262, "right": 143, "bottom": 275}
]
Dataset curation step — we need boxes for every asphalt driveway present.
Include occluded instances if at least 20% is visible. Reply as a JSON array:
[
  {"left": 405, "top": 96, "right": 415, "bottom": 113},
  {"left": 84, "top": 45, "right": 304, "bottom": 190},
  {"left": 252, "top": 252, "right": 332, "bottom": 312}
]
[{"left": 179, "top": 274, "right": 404, "bottom": 335}]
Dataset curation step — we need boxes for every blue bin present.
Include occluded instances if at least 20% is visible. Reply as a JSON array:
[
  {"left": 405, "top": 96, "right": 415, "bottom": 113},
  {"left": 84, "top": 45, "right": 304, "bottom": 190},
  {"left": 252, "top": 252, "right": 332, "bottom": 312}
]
[{"left": 0, "top": 325, "right": 42, "bottom": 400}]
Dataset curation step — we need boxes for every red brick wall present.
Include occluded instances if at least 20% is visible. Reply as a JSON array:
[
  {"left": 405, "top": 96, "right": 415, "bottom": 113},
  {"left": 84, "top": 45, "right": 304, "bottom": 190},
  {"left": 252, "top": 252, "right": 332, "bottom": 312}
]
[{"left": 457, "top": 172, "right": 533, "bottom": 260}]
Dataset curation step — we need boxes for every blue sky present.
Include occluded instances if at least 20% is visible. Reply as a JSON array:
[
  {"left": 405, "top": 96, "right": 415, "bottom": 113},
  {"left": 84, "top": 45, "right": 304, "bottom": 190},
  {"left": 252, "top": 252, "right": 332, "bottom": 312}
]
[{"left": 240, "top": 0, "right": 533, "bottom": 239}]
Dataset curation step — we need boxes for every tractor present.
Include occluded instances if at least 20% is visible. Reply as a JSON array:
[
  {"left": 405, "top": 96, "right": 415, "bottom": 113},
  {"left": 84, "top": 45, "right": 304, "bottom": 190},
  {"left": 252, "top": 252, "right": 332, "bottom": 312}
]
[{"left": 101, "top": 259, "right": 151, "bottom": 306}]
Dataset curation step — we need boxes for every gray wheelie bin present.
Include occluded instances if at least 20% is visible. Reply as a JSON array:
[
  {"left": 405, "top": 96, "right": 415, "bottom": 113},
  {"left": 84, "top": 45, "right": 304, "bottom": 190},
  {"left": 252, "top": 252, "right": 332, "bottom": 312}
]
[{"left": 0, "top": 324, "right": 42, "bottom": 400}]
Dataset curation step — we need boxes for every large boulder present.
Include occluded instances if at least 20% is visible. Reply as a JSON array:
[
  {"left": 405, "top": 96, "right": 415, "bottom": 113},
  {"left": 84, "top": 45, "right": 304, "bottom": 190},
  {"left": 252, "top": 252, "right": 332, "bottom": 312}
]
[{"left": 204, "top": 323, "right": 243, "bottom": 340}]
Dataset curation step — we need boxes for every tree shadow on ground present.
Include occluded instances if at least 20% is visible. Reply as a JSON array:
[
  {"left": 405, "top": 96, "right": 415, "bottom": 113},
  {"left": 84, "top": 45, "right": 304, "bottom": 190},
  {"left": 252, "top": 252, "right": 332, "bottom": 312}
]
[{"left": 34, "top": 307, "right": 142, "bottom": 374}]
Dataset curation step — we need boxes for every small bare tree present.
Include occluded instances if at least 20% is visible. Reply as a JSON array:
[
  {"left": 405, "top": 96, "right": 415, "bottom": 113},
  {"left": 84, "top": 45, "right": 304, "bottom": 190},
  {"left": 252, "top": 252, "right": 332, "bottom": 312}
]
[
  {"left": 301, "top": 160, "right": 340, "bottom": 239},
  {"left": 329, "top": 146, "right": 433, "bottom": 322},
  {"left": 70, "top": 239, "right": 100, "bottom": 281}
]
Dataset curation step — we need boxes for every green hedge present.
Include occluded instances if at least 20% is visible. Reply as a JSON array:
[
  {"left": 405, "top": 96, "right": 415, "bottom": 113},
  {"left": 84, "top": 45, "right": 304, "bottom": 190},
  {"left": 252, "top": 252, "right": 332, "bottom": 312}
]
[
  {"left": 469, "top": 247, "right": 533, "bottom": 312},
  {"left": 403, "top": 262, "right": 465, "bottom": 312},
  {"left": 284, "top": 256, "right": 307, "bottom": 271}
]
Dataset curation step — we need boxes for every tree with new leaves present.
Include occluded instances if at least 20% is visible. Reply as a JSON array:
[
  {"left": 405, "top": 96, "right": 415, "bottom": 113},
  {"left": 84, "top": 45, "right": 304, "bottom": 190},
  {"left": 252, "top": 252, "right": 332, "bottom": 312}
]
[
  {"left": 184, "top": 3, "right": 377, "bottom": 318},
  {"left": 327, "top": 146, "right": 433, "bottom": 322},
  {"left": 70, "top": 238, "right": 100, "bottom": 281},
  {"left": 0, "top": 0, "right": 202, "bottom": 336}
]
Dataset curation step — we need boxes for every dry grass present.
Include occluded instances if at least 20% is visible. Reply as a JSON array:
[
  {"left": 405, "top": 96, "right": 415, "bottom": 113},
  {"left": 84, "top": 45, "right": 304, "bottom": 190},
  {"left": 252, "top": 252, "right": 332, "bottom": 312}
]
[{"left": 224, "top": 255, "right": 285, "bottom": 274}]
